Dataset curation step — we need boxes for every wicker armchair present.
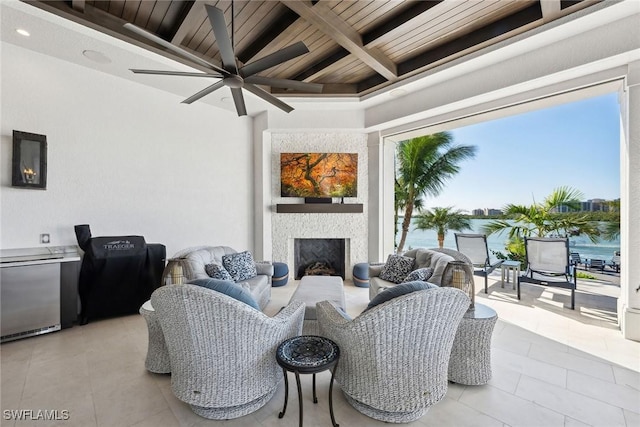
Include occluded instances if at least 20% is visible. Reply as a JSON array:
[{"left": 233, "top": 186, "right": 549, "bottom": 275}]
[
  {"left": 317, "top": 287, "right": 470, "bottom": 423},
  {"left": 151, "top": 284, "right": 305, "bottom": 420}
]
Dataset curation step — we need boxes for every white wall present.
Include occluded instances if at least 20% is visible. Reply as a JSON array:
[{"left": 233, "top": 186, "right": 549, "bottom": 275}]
[{"left": 1, "top": 42, "right": 254, "bottom": 257}]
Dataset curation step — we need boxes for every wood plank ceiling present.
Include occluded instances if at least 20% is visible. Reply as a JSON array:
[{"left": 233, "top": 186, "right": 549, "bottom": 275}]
[{"left": 24, "top": 0, "right": 599, "bottom": 97}]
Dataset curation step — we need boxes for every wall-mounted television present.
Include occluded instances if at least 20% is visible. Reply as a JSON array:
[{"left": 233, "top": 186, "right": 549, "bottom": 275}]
[{"left": 280, "top": 152, "right": 358, "bottom": 198}]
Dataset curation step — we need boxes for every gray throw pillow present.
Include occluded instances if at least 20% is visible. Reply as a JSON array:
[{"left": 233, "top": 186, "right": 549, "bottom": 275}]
[
  {"left": 379, "top": 254, "right": 414, "bottom": 284},
  {"left": 364, "top": 281, "right": 437, "bottom": 312},
  {"left": 402, "top": 267, "right": 434, "bottom": 283},
  {"left": 189, "top": 278, "right": 259, "bottom": 310},
  {"left": 222, "top": 251, "right": 257, "bottom": 282},
  {"left": 204, "top": 263, "right": 233, "bottom": 281}
]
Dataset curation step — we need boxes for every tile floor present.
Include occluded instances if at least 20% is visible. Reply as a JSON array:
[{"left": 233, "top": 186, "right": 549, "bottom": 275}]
[{"left": 1, "top": 273, "right": 639, "bottom": 427}]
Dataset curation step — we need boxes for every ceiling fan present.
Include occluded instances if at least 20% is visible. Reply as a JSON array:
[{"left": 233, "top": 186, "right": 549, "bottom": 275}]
[{"left": 124, "top": 4, "right": 322, "bottom": 116}]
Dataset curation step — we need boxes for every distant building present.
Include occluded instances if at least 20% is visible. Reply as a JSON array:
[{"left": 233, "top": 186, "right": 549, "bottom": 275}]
[
  {"left": 551, "top": 199, "right": 613, "bottom": 213},
  {"left": 471, "top": 208, "right": 502, "bottom": 216}
]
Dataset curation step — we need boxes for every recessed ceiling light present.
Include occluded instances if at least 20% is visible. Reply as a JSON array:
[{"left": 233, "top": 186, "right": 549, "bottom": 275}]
[
  {"left": 16, "top": 28, "right": 30, "bottom": 37},
  {"left": 220, "top": 96, "right": 232, "bottom": 103},
  {"left": 82, "top": 50, "right": 112, "bottom": 64},
  {"left": 389, "top": 88, "right": 407, "bottom": 98}
]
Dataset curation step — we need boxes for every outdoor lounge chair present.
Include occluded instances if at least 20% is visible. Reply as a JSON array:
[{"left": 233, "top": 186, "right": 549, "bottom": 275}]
[
  {"left": 455, "top": 233, "right": 503, "bottom": 293},
  {"left": 586, "top": 258, "right": 606, "bottom": 271},
  {"left": 518, "top": 237, "right": 577, "bottom": 310},
  {"left": 570, "top": 252, "right": 583, "bottom": 269},
  {"left": 608, "top": 254, "right": 621, "bottom": 272}
]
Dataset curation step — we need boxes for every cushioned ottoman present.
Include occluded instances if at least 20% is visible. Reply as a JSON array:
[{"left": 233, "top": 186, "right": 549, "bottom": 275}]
[
  {"left": 289, "top": 275, "right": 346, "bottom": 335},
  {"left": 352, "top": 262, "right": 369, "bottom": 288},
  {"left": 272, "top": 261, "right": 289, "bottom": 287}
]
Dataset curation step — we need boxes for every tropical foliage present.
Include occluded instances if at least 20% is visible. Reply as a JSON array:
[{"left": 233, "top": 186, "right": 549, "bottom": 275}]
[
  {"left": 482, "top": 186, "right": 602, "bottom": 261},
  {"left": 395, "top": 133, "right": 477, "bottom": 252},
  {"left": 414, "top": 207, "right": 472, "bottom": 248}
]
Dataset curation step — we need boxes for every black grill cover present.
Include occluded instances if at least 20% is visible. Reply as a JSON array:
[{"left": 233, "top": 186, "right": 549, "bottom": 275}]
[{"left": 75, "top": 225, "right": 166, "bottom": 324}]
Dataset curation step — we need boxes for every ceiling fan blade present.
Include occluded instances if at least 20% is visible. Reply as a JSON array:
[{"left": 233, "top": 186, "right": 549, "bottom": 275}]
[
  {"left": 245, "top": 76, "right": 323, "bottom": 93},
  {"left": 130, "top": 69, "right": 222, "bottom": 78},
  {"left": 124, "top": 22, "right": 229, "bottom": 75},
  {"left": 230, "top": 88, "right": 247, "bottom": 116},
  {"left": 240, "top": 41, "right": 309, "bottom": 78},
  {"left": 182, "top": 80, "right": 226, "bottom": 104},
  {"left": 205, "top": 5, "right": 238, "bottom": 74},
  {"left": 244, "top": 83, "right": 294, "bottom": 113}
]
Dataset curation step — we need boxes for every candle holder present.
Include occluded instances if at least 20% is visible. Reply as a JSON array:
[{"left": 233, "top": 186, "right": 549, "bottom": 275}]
[
  {"left": 162, "top": 258, "right": 188, "bottom": 285},
  {"left": 446, "top": 260, "right": 474, "bottom": 309}
]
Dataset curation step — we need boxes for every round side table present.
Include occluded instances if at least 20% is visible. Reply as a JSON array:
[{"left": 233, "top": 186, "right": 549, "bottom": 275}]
[
  {"left": 448, "top": 303, "right": 497, "bottom": 385},
  {"left": 139, "top": 300, "right": 171, "bottom": 374},
  {"left": 276, "top": 335, "right": 340, "bottom": 427}
]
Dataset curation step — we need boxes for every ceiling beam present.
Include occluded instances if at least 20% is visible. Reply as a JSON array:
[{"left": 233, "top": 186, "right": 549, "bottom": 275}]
[
  {"left": 356, "top": 2, "right": 544, "bottom": 94},
  {"left": 540, "top": 0, "right": 562, "bottom": 22},
  {"left": 170, "top": 0, "right": 201, "bottom": 44},
  {"left": 293, "top": 47, "right": 350, "bottom": 82},
  {"left": 280, "top": 0, "right": 397, "bottom": 81},
  {"left": 71, "top": 0, "right": 85, "bottom": 13},
  {"left": 362, "top": 1, "right": 443, "bottom": 45},
  {"left": 236, "top": 7, "right": 301, "bottom": 64}
]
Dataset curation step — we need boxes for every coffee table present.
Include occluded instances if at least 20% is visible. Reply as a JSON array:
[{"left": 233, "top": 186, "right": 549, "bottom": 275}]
[{"left": 276, "top": 335, "right": 340, "bottom": 427}]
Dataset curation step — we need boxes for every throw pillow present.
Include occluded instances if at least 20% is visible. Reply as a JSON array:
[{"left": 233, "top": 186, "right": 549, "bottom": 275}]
[
  {"left": 402, "top": 267, "right": 434, "bottom": 283},
  {"left": 379, "top": 254, "right": 414, "bottom": 284},
  {"left": 222, "top": 251, "right": 257, "bottom": 282},
  {"left": 364, "top": 281, "right": 437, "bottom": 312},
  {"left": 204, "top": 263, "right": 233, "bottom": 281},
  {"left": 189, "top": 278, "right": 259, "bottom": 310}
]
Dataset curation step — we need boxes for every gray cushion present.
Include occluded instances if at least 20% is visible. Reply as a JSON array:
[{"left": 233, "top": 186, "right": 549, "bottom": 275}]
[
  {"left": 189, "top": 278, "right": 259, "bottom": 310},
  {"left": 402, "top": 267, "right": 434, "bottom": 283},
  {"left": 222, "top": 251, "right": 257, "bottom": 282},
  {"left": 379, "top": 254, "right": 414, "bottom": 284},
  {"left": 364, "top": 281, "right": 437, "bottom": 312},
  {"left": 204, "top": 263, "right": 233, "bottom": 281}
]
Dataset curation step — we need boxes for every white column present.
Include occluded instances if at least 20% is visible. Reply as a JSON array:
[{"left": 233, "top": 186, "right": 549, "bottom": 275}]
[
  {"left": 619, "top": 60, "right": 640, "bottom": 341},
  {"left": 367, "top": 131, "right": 384, "bottom": 262}
]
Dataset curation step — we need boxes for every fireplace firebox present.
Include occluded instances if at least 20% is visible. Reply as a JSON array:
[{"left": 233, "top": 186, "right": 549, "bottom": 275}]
[{"left": 294, "top": 239, "right": 345, "bottom": 279}]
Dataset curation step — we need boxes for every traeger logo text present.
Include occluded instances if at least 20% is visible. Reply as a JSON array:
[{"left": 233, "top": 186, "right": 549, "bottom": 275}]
[{"left": 103, "top": 240, "right": 135, "bottom": 251}]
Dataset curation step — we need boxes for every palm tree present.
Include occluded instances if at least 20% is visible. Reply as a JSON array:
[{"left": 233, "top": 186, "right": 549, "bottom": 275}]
[
  {"left": 394, "top": 176, "right": 424, "bottom": 247},
  {"left": 602, "top": 199, "right": 620, "bottom": 240},
  {"left": 395, "top": 133, "right": 477, "bottom": 252},
  {"left": 414, "top": 207, "right": 472, "bottom": 248},
  {"left": 482, "top": 186, "right": 601, "bottom": 256}
]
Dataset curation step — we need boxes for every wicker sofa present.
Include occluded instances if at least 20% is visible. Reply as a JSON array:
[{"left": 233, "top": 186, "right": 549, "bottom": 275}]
[
  {"left": 170, "top": 246, "right": 273, "bottom": 310},
  {"left": 369, "top": 247, "right": 474, "bottom": 300}
]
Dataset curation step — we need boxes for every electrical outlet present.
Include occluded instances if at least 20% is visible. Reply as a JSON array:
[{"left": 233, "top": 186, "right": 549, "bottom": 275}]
[{"left": 40, "top": 233, "right": 50, "bottom": 244}]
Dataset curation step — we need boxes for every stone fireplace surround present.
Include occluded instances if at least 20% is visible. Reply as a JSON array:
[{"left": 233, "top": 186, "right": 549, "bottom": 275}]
[{"left": 270, "top": 133, "right": 368, "bottom": 281}]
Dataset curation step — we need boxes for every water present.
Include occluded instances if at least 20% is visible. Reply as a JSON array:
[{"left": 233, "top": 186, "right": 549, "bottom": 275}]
[{"left": 399, "top": 218, "right": 620, "bottom": 261}]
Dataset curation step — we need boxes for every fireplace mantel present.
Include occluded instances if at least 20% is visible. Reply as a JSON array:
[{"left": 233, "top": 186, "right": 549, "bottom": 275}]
[{"left": 276, "top": 204, "right": 363, "bottom": 214}]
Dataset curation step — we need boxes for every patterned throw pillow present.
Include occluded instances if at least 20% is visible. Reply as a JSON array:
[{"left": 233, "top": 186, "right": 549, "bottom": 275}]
[
  {"left": 379, "top": 254, "right": 414, "bottom": 284},
  {"left": 402, "top": 267, "right": 434, "bottom": 283},
  {"left": 222, "top": 251, "right": 257, "bottom": 282},
  {"left": 204, "top": 263, "right": 233, "bottom": 281}
]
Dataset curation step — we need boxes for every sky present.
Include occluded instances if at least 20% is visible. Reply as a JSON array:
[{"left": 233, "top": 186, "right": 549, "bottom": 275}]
[{"left": 422, "top": 92, "right": 621, "bottom": 212}]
